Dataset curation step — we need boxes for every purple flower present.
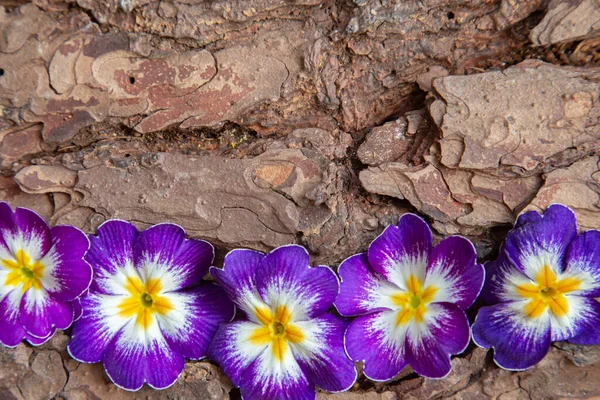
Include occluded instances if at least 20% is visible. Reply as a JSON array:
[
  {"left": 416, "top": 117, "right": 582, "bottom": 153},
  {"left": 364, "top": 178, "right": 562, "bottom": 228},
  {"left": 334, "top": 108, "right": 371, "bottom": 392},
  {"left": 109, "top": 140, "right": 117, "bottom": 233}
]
[
  {"left": 67, "top": 220, "right": 234, "bottom": 391},
  {"left": 0, "top": 202, "right": 92, "bottom": 347},
  {"left": 208, "top": 245, "right": 357, "bottom": 400},
  {"left": 472, "top": 204, "right": 600, "bottom": 370},
  {"left": 335, "top": 214, "right": 484, "bottom": 380}
]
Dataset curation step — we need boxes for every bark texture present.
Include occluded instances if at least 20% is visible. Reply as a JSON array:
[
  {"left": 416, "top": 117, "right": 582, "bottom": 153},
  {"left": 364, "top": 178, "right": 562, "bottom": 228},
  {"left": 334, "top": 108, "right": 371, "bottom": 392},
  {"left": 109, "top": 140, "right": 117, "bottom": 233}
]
[{"left": 1, "top": 0, "right": 600, "bottom": 398}]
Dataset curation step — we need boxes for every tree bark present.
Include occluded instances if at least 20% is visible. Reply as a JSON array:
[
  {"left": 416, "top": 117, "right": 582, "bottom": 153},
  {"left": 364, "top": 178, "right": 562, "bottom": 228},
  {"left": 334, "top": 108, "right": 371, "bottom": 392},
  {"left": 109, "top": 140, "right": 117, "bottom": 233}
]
[{"left": 1, "top": 0, "right": 600, "bottom": 398}]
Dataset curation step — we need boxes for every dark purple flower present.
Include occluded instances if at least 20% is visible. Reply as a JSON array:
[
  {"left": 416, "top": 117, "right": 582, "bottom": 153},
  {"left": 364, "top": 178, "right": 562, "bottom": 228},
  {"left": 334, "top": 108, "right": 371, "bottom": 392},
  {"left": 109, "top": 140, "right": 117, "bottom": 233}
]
[
  {"left": 67, "top": 220, "right": 234, "bottom": 391},
  {"left": 472, "top": 204, "right": 600, "bottom": 370},
  {"left": 335, "top": 214, "right": 484, "bottom": 380},
  {"left": 0, "top": 202, "right": 91, "bottom": 347},
  {"left": 208, "top": 245, "right": 357, "bottom": 400}
]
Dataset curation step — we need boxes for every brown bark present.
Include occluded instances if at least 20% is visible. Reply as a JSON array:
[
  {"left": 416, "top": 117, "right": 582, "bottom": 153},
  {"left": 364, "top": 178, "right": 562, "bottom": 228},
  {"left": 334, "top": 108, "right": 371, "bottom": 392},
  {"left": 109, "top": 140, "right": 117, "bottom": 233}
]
[{"left": 1, "top": 0, "right": 600, "bottom": 398}]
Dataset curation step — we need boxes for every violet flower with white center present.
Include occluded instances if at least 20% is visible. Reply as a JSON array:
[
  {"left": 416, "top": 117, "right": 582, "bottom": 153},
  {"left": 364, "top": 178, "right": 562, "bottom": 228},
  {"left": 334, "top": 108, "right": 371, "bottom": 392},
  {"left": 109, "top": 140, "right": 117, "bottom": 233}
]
[
  {"left": 67, "top": 220, "right": 234, "bottom": 391},
  {"left": 0, "top": 202, "right": 92, "bottom": 347},
  {"left": 208, "top": 245, "right": 357, "bottom": 400},
  {"left": 335, "top": 213, "right": 484, "bottom": 380},
  {"left": 472, "top": 204, "right": 600, "bottom": 370}
]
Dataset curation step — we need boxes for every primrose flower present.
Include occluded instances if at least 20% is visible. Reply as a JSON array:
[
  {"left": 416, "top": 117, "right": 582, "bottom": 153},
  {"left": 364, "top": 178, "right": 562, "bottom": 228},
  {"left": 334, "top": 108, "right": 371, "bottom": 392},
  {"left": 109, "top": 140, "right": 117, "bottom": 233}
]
[
  {"left": 335, "top": 214, "right": 484, "bottom": 380},
  {"left": 472, "top": 204, "right": 600, "bottom": 370},
  {"left": 208, "top": 245, "right": 357, "bottom": 400},
  {"left": 67, "top": 220, "right": 234, "bottom": 391},
  {"left": 0, "top": 202, "right": 91, "bottom": 347}
]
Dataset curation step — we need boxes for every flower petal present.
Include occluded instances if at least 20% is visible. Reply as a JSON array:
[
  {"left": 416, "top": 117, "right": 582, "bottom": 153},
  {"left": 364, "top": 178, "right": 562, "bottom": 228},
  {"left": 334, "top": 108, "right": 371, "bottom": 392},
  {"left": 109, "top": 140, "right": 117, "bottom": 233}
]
[
  {"left": 208, "top": 320, "right": 269, "bottom": 387},
  {"left": 157, "top": 283, "right": 234, "bottom": 360},
  {"left": 481, "top": 250, "right": 562, "bottom": 308},
  {"left": 68, "top": 293, "right": 130, "bottom": 363},
  {"left": 368, "top": 214, "right": 432, "bottom": 289},
  {"left": 85, "top": 220, "right": 139, "bottom": 295},
  {"left": 566, "top": 297, "right": 600, "bottom": 345},
  {"left": 240, "top": 346, "right": 314, "bottom": 400},
  {"left": 472, "top": 302, "right": 551, "bottom": 371},
  {"left": 0, "top": 288, "right": 26, "bottom": 347},
  {"left": 504, "top": 204, "right": 576, "bottom": 280},
  {"left": 40, "top": 226, "right": 92, "bottom": 302},
  {"left": 0, "top": 232, "right": 11, "bottom": 270},
  {"left": 344, "top": 310, "right": 408, "bottom": 381},
  {"left": 425, "top": 236, "right": 484, "bottom": 309},
  {"left": 335, "top": 253, "right": 402, "bottom": 316},
  {"left": 549, "top": 295, "right": 600, "bottom": 342},
  {"left": 405, "top": 302, "right": 470, "bottom": 378},
  {"left": 133, "top": 224, "right": 214, "bottom": 292},
  {"left": 479, "top": 251, "right": 522, "bottom": 305},
  {"left": 255, "top": 245, "right": 338, "bottom": 320},
  {"left": 19, "top": 288, "right": 73, "bottom": 338},
  {"left": 0, "top": 203, "right": 52, "bottom": 261},
  {"left": 25, "top": 331, "right": 53, "bottom": 346},
  {"left": 0, "top": 268, "right": 15, "bottom": 299},
  {"left": 103, "top": 320, "right": 185, "bottom": 391},
  {"left": 564, "top": 230, "right": 600, "bottom": 298},
  {"left": 210, "top": 249, "right": 265, "bottom": 316},
  {"left": 292, "top": 313, "right": 357, "bottom": 392},
  {"left": 72, "top": 297, "right": 83, "bottom": 322}
]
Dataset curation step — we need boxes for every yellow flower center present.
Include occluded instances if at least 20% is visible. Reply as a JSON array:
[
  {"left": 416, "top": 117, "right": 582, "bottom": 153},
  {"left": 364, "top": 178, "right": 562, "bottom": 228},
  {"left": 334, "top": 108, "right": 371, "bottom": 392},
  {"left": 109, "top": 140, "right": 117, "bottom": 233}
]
[
  {"left": 117, "top": 276, "right": 174, "bottom": 330},
  {"left": 2, "top": 249, "right": 45, "bottom": 292},
  {"left": 272, "top": 321, "right": 285, "bottom": 336},
  {"left": 249, "top": 304, "right": 305, "bottom": 361},
  {"left": 515, "top": 265, "right": 581, "bottom": 318},
  {"left": 141, "top": 293, "right": 153, "bottom": 307},
  {"left": 391, "top": 274, "right": 438, "bottom": 326}
]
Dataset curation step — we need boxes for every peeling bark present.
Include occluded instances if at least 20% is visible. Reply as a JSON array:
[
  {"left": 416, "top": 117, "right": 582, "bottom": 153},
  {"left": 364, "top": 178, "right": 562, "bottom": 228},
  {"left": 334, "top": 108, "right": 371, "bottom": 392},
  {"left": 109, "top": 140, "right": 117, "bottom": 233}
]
[{"left": 1, "top": 0, "right": 600, "bottom": 398}]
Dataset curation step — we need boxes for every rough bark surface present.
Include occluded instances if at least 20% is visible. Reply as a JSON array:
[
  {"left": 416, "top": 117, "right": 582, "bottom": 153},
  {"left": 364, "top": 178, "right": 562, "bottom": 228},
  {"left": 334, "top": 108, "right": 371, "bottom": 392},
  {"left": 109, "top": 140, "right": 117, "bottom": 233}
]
[{"left": 1, "top": 0, "right": 600, "bottom": 398}]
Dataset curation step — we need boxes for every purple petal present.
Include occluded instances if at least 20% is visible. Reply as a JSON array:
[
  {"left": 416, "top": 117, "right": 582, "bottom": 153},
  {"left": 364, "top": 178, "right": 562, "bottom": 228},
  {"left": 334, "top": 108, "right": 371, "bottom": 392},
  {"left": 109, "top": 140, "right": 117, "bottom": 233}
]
[
  {"left": 550, "top": 295, "right": 600, "bottom": 342},
  {"left": 0, "top": 202, "right": 13, "bottom": 233},
  {"left": 25, "top": 331, "right": 53, "bottom": 346},
  {"left": 158, "top": 283, "right": 234, "bottom": 360},
  {"left": 133, "top": 224, "right": 214, "bottom": 292},
  {"left": 425, "top": 236, "right": 484, "bottom": 309},
  {"left": 566, "top": 297, "right": 600, "bottom": 345},
  {"left": 85, "top": 220, "right": 139, "bottom": 294},
  {"left": 479, "top": 251, "right": 519, "bottom": 305},
  {"left": 208, "top": 320, "right": 269, "bottom": 387},
  {"left": 472, "top": 303, "right": 551, "bottom": 370},
  {"left": 513, "top": 207, "right": 542, "bottom": 228},
  {"left": 103, "top": 322, "right": 185, "bottom": 391},
  {"left": 68, "top": 293, "right": 128, "bottom": 363},
  {"left": 240, "top": 348, "right": 314, "bottom": 400},
  {"left": 0, "top": 289, "right": 26, "bottom": 347},
  {"left": 0, "top": 229, "right": 11, "bottom": 266},
  {"left": 40, "top": 226, "right": 92, "bottom": 302},
  {"left": 504, "top": 205, "right": 576, "bottom": 280},
  {"left": 564, "top": 230, "right": 600, "bottom": 298},
  {"left": 368, "top": 214, "right": 432, "bottom": 288},
  {"left": 481, "top": 250, "right": 560, "bottom": 308},
  {"left": 210, "top": 249, "right": 265, "bottom": 315},
  {"left": 19, "top": 289, "right": 73, "bottom": 338},
  {"left": 405, "top": 303, "right": 470, "bottom": 378},
  {"left": 256, "top": 245, "right": 339, "bottom": 320},
  {"left": 0, "top": 203, "right": 53, "bottom": 261},
  {"left": 335, "top": 253, "right": 400, "bottom": 316},
  {"left": 344, "top": 310, "right": 408, "bottom": 381},
  {"left": 72, "top": 297, "right": 83, "bottom": 321},
  {"left": 293, "top": 314, "right": 357, "bottom": 392}
]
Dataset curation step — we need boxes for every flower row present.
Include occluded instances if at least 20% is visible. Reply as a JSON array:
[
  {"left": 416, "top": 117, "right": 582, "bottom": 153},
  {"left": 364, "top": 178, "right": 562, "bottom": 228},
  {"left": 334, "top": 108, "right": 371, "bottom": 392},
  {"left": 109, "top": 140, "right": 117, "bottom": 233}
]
[{"left": 0, "top": 202, "right": 599, "bottom": 399}]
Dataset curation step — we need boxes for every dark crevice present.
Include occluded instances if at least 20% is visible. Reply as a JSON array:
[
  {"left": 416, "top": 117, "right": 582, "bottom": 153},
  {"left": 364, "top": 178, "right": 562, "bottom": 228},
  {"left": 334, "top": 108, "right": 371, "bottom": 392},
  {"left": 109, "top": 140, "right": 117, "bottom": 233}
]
[
  {"left": 499, "top": 9, "right": 600, "bottom": 68},
  {"left": 67, "top": 2, "right": 106, "bottom": 31},
  {"left": 229, "top": 388, "right": 242, "bottom": 400}
]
